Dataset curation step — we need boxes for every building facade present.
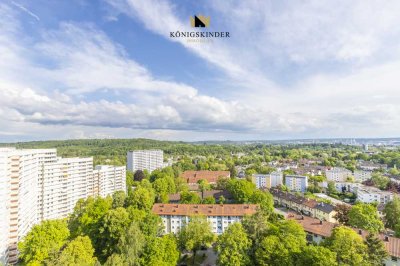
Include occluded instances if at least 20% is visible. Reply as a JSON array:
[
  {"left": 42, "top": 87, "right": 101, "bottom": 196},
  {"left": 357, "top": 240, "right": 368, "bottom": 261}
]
[
  {"left": 152, "top": 203, "right": 258, "bottom": 235},
  {"left": 325, "top": 167, "right": 352, "bottom": 182},
  {"left": 127, "top": 150, "right": 163, "bottom": 173},
  {"left": 94, "top": 165, "right": 126, "bottom": 197},
  {"left": 357, "top": 187, "right": 394, "bottom": 205},
  {"left": 271, "top": 189, "right": 337, "bottom": 223},
  {"left": 354, "top": 170, "right": 372, "bottom": 182},
  {"left": 285, "top": 175, "right": 308, "bottom": 192},
  {"left": 252, "top": 171, "right": 283, "bottom": 189},
  {"left": 0, "top": 148, "right": 126, "bottom": 265}
]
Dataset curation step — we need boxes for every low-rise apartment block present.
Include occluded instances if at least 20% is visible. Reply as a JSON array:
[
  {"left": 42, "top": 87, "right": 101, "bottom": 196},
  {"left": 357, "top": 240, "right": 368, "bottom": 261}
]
[
  {"left": 152, "top": 203, "right": 258, "bottom": 235},
  {"left": 357, "top": 187, "right": 394, "bottom": 205},
  {"left": 271, "top": 189, "right": 337, "bottom": 223},
  {"left": 252, "top": 171, "right": 283, "bottom": 189},
  {"left": 354, "top": 170, "right": 373, "bottom": 182},
  {"left": 285, "top": 175, "right": 308, "bottom": 192},
  {"left": 325, "top": 167, "right": 352, "bottom": 182}
]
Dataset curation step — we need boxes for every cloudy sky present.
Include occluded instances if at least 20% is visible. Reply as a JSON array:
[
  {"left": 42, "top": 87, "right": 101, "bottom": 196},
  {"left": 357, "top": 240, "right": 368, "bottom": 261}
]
[{"left": 1, "top": 0, "right": 400, "bottom": 142}]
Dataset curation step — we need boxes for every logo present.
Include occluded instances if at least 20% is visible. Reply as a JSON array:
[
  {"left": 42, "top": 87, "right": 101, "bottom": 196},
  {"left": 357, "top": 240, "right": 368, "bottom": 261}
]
[
  {"left": 169, "top": 14, "right": 229, "bottom": 43},
  {"left": 190, "top": 15, "right": 210, "bottom": 28}
]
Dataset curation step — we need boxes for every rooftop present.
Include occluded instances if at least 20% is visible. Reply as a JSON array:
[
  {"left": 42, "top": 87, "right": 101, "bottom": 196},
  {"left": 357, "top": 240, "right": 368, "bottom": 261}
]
[
  {"left": 181, "top": 170, "right": 230, "bottom": 184},
  {"left": 152, "top": 203, "right": 258, "bottom": 216},
  {"left": 288, "top": 213, "right": 400, "bottom": 258}
]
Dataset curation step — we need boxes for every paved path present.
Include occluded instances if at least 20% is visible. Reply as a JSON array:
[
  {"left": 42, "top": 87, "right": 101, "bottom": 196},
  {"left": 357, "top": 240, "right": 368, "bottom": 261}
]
[{"left": 199, "top": 248, "right": 217, "bottom": 266}]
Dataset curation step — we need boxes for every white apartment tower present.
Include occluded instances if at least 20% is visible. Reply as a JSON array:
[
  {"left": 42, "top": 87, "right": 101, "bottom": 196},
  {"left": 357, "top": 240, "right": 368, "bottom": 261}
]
[
  {"left": 0, "top": 148, "right": 126, "bottom": 265},
  {"left": 94, "top": 165, "right": 126, "bottom": 197},
  {"left": 40, "top": 157, "right": 93, "bottom": 220},
  {"left": 127, "top": 150, "right": 163, "bottom": 173},
  {"left": 0, "top": 148, "right": 56, "bottom": 264},
  {"left": 285, "top": 175, "right": 308, "bottom": 192}
]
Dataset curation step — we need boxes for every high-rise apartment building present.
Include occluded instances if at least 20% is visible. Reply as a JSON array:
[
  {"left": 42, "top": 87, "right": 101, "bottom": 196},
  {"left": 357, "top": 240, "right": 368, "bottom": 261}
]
[
  {"left": 127, "top": 150, "right": 163, "bottom": 173},
  {"left": 0, "top": 148, "right": 55, "bottom": 264},
  {"left": 94, "top": 165, "right": 126, "bottom": 197},
  {"left": 0, "top": 148, "right": 126, "bottom": 265}
]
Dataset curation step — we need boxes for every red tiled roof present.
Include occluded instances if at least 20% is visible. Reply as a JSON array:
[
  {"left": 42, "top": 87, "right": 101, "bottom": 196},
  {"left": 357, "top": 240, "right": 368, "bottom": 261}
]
[
  {"left": 287, "top": 213, "right": 400, "bottom": 258},
  {"left": 181, "top": 170, "right": 230, "bottom": 184},
  {"left": 152, "top": 203, "right": 258, "bottom": 216}
]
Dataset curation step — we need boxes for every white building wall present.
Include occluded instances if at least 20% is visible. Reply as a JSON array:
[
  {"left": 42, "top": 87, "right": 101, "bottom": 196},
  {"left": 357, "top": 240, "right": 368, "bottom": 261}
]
[
  {"left": 354, "top": 170, "right": 372, "bottom": 182},
  {"left": 285, "top": 175, "right": 308, "bottom": 192},
  {"left": 0, "top": 149, "right": 11, "bottom": 265},
  {"left": 357, "top": 189, "right": 393, "bottom": 205},
  {"left": 271, "top": 171, "right": 283, "bottom": 187},
  {"left": 325, "top": 167, "right": 352, "bottom": 182},
  {"left": 95, "top": 165, "right": 126, "bottom": 197},
  {"left": 160, "top": 215, "right": 243, "bottom": 235},
  {"left": 127, "top": 150, "right": 163, "bottom": 173}
]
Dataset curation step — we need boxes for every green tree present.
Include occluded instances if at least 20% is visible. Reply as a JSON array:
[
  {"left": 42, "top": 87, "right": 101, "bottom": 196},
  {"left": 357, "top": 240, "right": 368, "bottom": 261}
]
[
  {"left": 296, "top": 245, "right": 338, "bottom": 266},
  {"left": 255, "top": 235, "right": 291, "bottom": 266},
  {"left": 126, "top": 186, "right": 155, "bottom": 211},
  {"left": 117, "top": 222, "right": 145, "bottom": 266},
  {"left": 348, "top": 203, "right": 383, "bottom": 233},
  {"left": 218, "top": 195, "right": 226, "bottom": 204},
  {"left": 153, "top": 177, "right": 174, "bottom": 203},
  {"left": 250, "top": 190, "right": 273, "bottom": 213},
  {"left": 112, "top": 191, "right": 126, "bottom": 209},
  {"left": 383, "top": 196, "right": 400, "bottom": 234},
  {"left": 180, "top": 191, "right": 201, "bottom": 204},
  {"left": 371, "top": 173, "right": 390, "bottom": 190},
  {"left": 54, "top": 236, "right": 96, "bottom": 266},
  {"left": 103, "top": 254, "right": 125, "bottom": 266},
  {"left": 216, "top": 223, "right": 251, "bottom": 266},
  {"left": 178, "top": 217, "right": 215, "bottom": 264},
  {"left": 324, "top": 226, "right": 368, "bottom": 266},
  {"left": 18, "top": 220, "right": 70, "bottom": 265},
  {"left": 202, "top": 196, "right": 216, "bottom": 204},
  {"left": 68, "top": 196, "right": 112, "bottom": 239},
  {"left": 227, "top": 179, "right": 256, "bottom": 203},
  {"left": 198, "top": 179, "right": 211, "bottom": 199},
  {"left": 97, "top": 207, "right": 131, "bottom": 261},
  {"left": 327, "top": 181, "right": 338, "bottom": 195},
  {"left": 141, "top": 235, "right": 180, "bottom": 266},
  {"left": 126, "top": 170, "right": 134, "bottom": 187},
  {"left": 365, "top": 233, "right": 388, "bottom": 266},
  {"left": 254, "top": 220, "right": 306, "bottom": 266}
]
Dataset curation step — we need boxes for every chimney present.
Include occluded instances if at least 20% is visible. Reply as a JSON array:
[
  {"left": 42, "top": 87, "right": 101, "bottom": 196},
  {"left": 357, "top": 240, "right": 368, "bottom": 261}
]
[
  {"left": 301, "top": 215, "right": 304, "bottom": 220},
  {"left": 358, "top": 229, "right": 362, "bottom": 235},
  {"left": 320, "top": 220, "right": 323, "bottom": 225},
  {"left": 384, "top": 235, "right": 389, "bottom": 242}
]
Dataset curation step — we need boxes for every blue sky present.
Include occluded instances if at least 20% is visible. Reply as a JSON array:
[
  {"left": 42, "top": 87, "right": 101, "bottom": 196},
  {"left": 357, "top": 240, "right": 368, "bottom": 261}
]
[{"left": 1, "top": 0, "right": 400, "bottom": 142}]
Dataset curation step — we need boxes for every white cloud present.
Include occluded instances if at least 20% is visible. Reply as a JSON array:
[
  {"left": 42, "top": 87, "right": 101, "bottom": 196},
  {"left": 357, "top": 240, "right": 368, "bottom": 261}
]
[{"left": 1, "top": 1, "right": 400, "bottom": 141}]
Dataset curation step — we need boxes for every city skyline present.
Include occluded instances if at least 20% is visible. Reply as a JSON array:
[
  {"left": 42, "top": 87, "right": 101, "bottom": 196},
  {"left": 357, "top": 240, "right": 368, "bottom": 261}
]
[{"left": 1, "top": 0, "right": 400, "bottom": 142}]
